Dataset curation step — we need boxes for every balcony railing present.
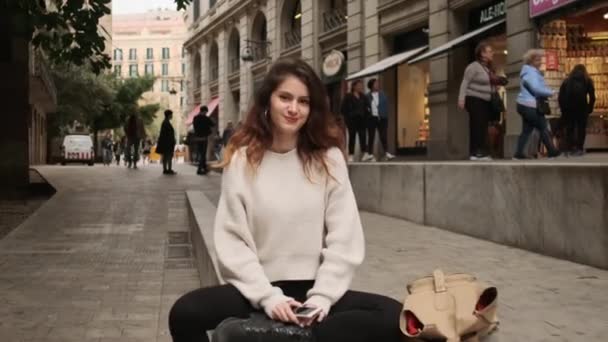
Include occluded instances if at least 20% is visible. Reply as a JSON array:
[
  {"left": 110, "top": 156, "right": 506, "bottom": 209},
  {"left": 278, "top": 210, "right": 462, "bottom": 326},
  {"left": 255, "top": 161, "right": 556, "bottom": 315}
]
[
  {"left": 323, "top": 8, "right": 347, "bottom": 32},
  {"left": 230, "top": 58, "right": 240, "bottom": 74},
  {"left": 284, "top": 29, "right": 302, "bottom": 50}
]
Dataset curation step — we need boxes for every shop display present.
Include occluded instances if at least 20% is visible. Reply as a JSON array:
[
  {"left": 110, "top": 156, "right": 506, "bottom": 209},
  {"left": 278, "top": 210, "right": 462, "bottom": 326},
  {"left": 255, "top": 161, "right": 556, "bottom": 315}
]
[{"left": 538, "top": 18, "right": 608, "bottom": 149}]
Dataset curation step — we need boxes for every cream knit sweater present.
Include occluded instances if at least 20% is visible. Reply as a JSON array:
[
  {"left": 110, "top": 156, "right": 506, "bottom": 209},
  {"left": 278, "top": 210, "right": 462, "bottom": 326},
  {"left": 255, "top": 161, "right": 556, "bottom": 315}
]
[{"left": 213, "top": 146, "right": 365, "bottom": 317}]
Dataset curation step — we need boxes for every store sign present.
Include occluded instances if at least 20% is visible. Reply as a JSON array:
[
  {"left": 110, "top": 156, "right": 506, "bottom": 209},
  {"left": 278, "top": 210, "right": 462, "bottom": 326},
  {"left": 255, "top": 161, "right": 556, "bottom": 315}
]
[
  {"left": 529, "top": 0, "right": 580, "bottom": 18},
  {"left": 470, "top": 0, "right": 506, "bottom": 30},
  {"left": 322, "top": 50, "right": 345, "bottom": 77},
  {"left": 545, "top": 50, "right": 559, "bottom": 70}
]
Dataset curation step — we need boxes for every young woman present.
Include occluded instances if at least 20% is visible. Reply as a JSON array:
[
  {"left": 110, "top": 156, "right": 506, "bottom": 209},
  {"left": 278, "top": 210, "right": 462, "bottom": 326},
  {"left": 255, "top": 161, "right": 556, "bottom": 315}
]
[
  {"left": 168, "top": 58, "right": 402, "bottom": 342},
  {"left": 458, "top": 41, "right": 506, "bottom": 161},
  {"left": 514, "top": 49, "right": 560, "bottom": 159},
  {"left": 558, "top": 64, "right": 596, "bottom": 156}
]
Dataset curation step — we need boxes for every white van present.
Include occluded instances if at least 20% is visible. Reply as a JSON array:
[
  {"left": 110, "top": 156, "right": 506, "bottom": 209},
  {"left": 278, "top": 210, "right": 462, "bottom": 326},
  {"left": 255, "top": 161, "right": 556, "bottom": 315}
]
[{"left": 61, "top": 134, "right": 95, "bottom": 166}]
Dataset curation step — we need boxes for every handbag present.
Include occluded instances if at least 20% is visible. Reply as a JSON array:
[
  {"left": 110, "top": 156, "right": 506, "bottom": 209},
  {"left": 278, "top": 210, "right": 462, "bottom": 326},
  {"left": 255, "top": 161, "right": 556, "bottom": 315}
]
[
  {"left": 522, "top": 78, "right": 551, "bottom": 116},
  {"left": 400, "top": 269, "right": 499, "bottom": 342},
  {"left": 482, "top": 64, "right": 505, "bottom": 122}
]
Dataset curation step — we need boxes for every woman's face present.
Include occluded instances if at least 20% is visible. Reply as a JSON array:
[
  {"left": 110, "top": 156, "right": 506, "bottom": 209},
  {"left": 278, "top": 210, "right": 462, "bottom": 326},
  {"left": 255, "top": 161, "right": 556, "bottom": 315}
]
[
  {"left": 482, "top": 46, "right": 494, "bottom": 63},
  {"left": 269, "top": 75, "right": 311, "bottom": 138},
  {"left": 532, "top": 55, "right": 543, "bottom": 69}
]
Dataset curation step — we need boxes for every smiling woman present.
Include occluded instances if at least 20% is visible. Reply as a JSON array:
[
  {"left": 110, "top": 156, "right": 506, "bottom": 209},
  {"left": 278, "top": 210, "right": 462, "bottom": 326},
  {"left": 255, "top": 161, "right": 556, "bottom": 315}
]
[{"left": 168, "top": 58, "right": 404, "bottom": 342}]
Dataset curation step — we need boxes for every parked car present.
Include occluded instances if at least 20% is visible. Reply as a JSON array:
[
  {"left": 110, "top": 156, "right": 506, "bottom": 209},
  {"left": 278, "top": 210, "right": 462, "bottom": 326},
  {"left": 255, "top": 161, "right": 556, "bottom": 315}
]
[{"left": 61, "top": 134, "right": 95, "bottom": 166}]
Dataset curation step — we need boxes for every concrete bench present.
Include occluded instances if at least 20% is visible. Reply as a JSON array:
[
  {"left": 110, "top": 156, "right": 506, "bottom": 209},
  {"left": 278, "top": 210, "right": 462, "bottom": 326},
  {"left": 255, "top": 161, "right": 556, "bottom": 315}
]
[{"left": 186, "top": 191, "right": 315, "bottom": 342}]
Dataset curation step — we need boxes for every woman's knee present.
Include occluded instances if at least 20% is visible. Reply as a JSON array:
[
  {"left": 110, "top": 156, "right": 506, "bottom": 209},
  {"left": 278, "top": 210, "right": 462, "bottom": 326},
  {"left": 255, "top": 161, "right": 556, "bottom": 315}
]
[{"left": 169, "top": 291, "right": 205, "bottom": 334}]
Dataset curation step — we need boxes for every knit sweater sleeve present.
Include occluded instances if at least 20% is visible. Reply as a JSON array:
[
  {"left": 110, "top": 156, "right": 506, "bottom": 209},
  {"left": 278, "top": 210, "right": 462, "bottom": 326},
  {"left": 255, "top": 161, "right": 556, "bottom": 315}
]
[
  {"left": 306, "top": 148, "right": 365, "bottom": 314},
  {"left": 214, "top": 152, "right": 292, "bottom": 317},
  {"left": 459, "top": 62, "right": 476, "bottom": 103}
]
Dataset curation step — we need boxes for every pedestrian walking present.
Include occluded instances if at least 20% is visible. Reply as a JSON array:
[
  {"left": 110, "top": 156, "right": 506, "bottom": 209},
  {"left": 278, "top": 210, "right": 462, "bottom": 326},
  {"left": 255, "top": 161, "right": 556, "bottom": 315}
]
[
  {"left": 113, "top": 139, "right": 122, "bottom": 166},
  {"left": 168, "top": 57, "right": 402, "bottom": 342},
  {"left": 558, "top": 64, "right": 596, "bottom": 156},
  {"left": 340, "top": 79, "right": 371, "bottom": 162},
  {"left": 124, "top": 114, "right": 146, "bottom": 169},
  {"left": 513, "top": 49, "right": 561, "bottom": 159},
  {"left": 458, "top": 41, "right": 507, "bottom": 161},
  {"left": 157, "top": 110, "right": 177, "bottom": 175},
  {"left": 142, "top": 139, "right": 152, "bottom": 165},
  {"left": 192, "top": 106, "right": 215, "bottom": 175},
  {"left": 366, "top": 78, "right": 394, "bottom": 161},
  {"left": 101, "top": 133, "right": 113, "bottom": 166}
]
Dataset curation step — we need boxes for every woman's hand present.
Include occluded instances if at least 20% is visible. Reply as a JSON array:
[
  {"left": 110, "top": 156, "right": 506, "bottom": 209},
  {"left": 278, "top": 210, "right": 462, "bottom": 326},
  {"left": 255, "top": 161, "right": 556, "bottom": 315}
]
[
  {"left": 298, "top": 304, "right": 327, "bottom": 327},
  {"left": 271, "top": 299, "right": 302, "bottom": 324},
  {"left": 458, "top": 100, "right": 465, "bottom": 111}
]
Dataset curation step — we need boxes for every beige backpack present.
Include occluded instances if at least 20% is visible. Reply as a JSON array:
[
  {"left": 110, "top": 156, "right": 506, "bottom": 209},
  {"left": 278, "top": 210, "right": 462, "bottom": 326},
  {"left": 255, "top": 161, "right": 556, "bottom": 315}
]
[{"left": 400, "top": 269, "right": 499, "bottom": 342}]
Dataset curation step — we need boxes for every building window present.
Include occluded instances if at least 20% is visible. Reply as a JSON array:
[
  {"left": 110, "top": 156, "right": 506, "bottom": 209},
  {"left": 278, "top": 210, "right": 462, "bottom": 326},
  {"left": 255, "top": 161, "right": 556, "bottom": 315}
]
[
  {"left": 180, "top": 80, "right": 184, "bottom": 91},
  {"left": 162, "top": 63, "right": 169, "bottom": 76},
  {"left": 210, "top": 0, "right": 217, "bottom": 8},
  {"left": 182, "top": 47, "right": 186, "bottom": 58},
  {"left": 182, "top": 63, "right": 185, "bottom": 75},
  {"left": 193, "top": 0, "right": 200, "bottom": 20},
  {"left": 146, "top": 48, "right": 153, "bottom": 60},
  {"left": 162, "top": 47, "right": 170, "bottom": 59},
  {"left": 113, "top": 48, "right": 123, "bottom": 61},
  {"left": 129, "top": 64, "right": 138, "bottom": 77},
  {"left": 129, "top": 48, "right": 137, "bottom": 60},
  {"left": 180, "top": 96, "right": 184, "bottom": 107},
  {"left": 161, "top": 80, "right": 169, "bottom": 92},
  {"left": 114, "top": 65, "right": 122, "bottom": 76},
  {"left": 144, "top": 63, "right": 154, "bottom": 75}
]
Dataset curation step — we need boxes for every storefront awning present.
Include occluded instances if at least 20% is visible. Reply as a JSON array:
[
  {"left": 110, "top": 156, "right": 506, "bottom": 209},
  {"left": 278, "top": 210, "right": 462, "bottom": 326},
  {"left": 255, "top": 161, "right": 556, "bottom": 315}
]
[
  {"left": 185, "top": 97, "right": 220, "bottom": 125},
  {"left": 408, "top": 19, "right": 505, "bottom": 64},
  {"left": 345, "top": 46, "right": 428, "bottom": 81}
]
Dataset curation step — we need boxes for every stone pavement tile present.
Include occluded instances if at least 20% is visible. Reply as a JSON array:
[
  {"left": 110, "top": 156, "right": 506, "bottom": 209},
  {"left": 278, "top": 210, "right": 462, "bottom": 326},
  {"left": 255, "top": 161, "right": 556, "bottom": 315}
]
[{"left": 355, "top": 212, "right": 608, "bottom": 341}]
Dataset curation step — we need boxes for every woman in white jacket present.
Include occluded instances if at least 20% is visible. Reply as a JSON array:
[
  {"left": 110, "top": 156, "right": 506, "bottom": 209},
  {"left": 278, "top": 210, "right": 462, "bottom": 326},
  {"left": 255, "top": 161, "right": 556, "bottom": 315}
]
[{"left": 168, "top": 58, "right": 402, "bottom": 342}]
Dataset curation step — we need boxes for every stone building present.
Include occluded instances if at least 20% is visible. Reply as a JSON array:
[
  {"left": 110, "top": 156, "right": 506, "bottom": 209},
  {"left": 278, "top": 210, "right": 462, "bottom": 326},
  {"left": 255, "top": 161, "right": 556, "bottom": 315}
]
[
  {"left": 183, "top": 0, "right": 608, "bottom": 159},
  {"left": 112, "top": 9, "right": 188, "bottom": 139}
]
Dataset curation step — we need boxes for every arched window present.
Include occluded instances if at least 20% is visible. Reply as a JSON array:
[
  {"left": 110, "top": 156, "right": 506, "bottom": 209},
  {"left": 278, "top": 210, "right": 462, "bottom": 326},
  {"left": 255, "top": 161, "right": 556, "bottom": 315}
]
[
  {"left": 321, "top": 0, "right": 347, "bottom": 32},
  {"left": 281, "top": 0, "right": 301, "bottom": 50},
  {"left": 251, "top": 11, "right": 268, "bottom": 61},
  {"left": 193, "top": 52, "right": 201, "bottom": 88},
  {"left": 228, "top": 29, "right": 240, "bottom": 74},
  {"left": 209, "top": 42, "right": 219, "bottom": 81}
]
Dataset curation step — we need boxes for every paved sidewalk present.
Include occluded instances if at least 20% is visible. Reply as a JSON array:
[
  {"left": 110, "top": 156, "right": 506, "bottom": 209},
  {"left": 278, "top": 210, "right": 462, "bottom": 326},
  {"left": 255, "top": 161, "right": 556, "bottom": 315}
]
[{"left": 0, "top": 162, "right": 606, "bottom": 342}]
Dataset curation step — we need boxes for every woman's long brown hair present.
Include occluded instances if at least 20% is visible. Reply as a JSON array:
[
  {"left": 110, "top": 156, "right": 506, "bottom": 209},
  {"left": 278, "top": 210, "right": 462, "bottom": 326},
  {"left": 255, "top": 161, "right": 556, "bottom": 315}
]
[{"left": 216, "top": 58, "right": 345, "bottom": 179}]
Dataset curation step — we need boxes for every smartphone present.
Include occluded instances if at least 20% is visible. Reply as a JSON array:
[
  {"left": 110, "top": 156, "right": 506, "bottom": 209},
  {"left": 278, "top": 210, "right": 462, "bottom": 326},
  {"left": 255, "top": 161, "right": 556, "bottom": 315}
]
[{"left": 294, "top": 306, "right": 322, "bottom": 319}]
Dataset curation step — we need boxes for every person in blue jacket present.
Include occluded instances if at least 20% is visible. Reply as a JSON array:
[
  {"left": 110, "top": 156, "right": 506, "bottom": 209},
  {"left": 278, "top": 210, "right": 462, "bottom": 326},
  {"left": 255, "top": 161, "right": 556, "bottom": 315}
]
[{"left": 514, "top": 49, "right": 560, "bottom": 159}]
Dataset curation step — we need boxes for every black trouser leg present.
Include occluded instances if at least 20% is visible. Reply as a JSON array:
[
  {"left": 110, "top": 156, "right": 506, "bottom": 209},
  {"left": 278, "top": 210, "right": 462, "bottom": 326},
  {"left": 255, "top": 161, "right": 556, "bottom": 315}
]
[
  {"left": 169, "top": 284, "right": 254, "bottom": 342},
  {"left": 366, "top": 117, "right": 379, "bottom": 154},
  {"left": 197, "top": 140, "right": 208, "bottom": 172},
  {"left": 168, "top": 281, "right": 403, "bottom": 342},
  {"left": 378, "top": 118, "right": 388, "bottom": 152},
  {"left": 356, "top": 117, "right": 367, "bottom": 154},
  {"left": 465, "top": 96, "right": 490, "bottom": 157},
  {"left": 564, "top": 115, "right": 576, "bottom": 152},
  {"left": 576, "top": 114, "right": 589, "bottom": 151},
  {"left": 163, "top": 152, "right": 174, "bottom": 172}
]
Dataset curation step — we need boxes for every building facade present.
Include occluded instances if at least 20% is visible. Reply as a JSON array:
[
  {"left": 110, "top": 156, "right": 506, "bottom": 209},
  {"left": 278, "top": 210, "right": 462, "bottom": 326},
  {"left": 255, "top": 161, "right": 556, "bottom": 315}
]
[
  {"left": 112, "top": 9, "right": 188, "bottom": 140},
  {"left": 184, "top": 0, "right": 608, "bottom": 159}
]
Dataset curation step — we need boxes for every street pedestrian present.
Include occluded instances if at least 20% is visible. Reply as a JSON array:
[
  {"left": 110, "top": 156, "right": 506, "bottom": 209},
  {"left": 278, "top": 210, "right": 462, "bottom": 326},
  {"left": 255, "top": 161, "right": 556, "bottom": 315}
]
[
  {"left": 559, "top": 64, "right": 596, "bottom": 156},
  {"left": 101, "top": 133, "right": 113, "bottom": 166},
  {"left": 168, "top": 58, "right": 402, "bottom": 342},
  {"left": 124, "top": 113, "right": 146, "bottom": 169},
  {"left": 113, "top": 139, "right": 122, "bottom": 166},
  {"left": 192, "top": 106, "right": 215, "bottom": 175},
  {"left": 458, "top": 41, "right": 507, "bottom": 161},
  {"left": 340, "top": 79, "right": 371, "bottom": 162},
  {"left": 366, "top": 78, "right": 394, "bottom": 161},
  {"left": 513, "top": 49, "right": 561, "bottom": 159},
  {"left": 157, "top": 110, "right": 177, "bottom": 175}
]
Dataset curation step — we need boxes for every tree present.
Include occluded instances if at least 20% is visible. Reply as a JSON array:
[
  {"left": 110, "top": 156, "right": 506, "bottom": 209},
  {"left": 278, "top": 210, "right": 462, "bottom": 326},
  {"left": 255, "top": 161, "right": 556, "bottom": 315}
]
[{"left": 2, "top": 0, "right": 190, "bottom": 74}]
